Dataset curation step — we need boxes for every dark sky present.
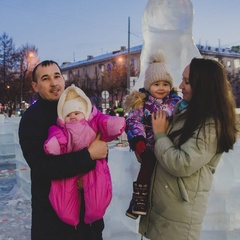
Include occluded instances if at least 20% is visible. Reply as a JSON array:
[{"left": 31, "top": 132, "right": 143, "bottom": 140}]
[{"left": 0, "top": 0, "right": 239, "bottom": 65}]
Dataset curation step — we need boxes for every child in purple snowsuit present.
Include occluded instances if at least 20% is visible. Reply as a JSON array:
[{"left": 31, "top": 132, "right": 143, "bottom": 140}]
[{"left": 123, "top": 52, "right": 181, "bottom": 219}]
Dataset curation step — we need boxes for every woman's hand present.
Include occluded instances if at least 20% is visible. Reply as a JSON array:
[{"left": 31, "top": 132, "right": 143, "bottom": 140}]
[
  {"left": 151, "top": 110, "right": 169, "bottom": 134},
  {"left": 88, "top": 134, "right": 108, "bottom": 160}
]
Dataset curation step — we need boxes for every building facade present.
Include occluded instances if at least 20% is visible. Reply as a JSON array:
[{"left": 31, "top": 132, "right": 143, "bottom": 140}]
[{"left": 61, "top": 44, "right": 240, "bottom": 108}]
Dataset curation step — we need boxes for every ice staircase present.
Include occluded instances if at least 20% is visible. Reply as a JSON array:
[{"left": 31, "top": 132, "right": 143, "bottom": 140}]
[
  {"left": 0, "top": 132, "right": 15, "bottom": 159},
  {"left": 0, "top": 114, "right": 31, "bottom": 195},
  {"left": 0, "top": 114, "right": 16, "bottom": 159}
]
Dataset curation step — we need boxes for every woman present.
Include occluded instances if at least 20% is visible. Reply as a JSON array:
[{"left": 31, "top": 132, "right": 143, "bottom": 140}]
[{"left": 139, "top": 58, "right": 238, "bottom": 240}]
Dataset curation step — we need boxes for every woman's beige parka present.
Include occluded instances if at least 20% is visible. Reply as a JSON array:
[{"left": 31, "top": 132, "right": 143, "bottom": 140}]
[{"left": 139, "top": 102, "right": 223, "bottom": 240}]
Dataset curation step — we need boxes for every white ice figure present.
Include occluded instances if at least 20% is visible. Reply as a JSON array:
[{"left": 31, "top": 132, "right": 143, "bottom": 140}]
[
  {"left": 201, "top": 140, "right": 240, "bottom": 240},
  {"left": 134, "top": 0, "right": 202, "bottom": 91}
]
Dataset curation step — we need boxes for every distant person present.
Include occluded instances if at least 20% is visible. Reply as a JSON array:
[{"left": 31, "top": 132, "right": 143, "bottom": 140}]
[
  {"left": 8, "top": 101, "right": 13, "bottom": 117},
  {"left": 97, "top": 106, "right": 103, "bottom": 113},
  {"left": 139, "top": 58, "right": 238, "bottom": 240},
  {"left": 108, "top": 106, "right": 117, "bottom": 116},
  {"left": 44, "top": 84, "right": 125, "bottom": 226},
  {"left": 18, "top": 60, "right": 108, "bottom": 240},
  {"left": 123, "top": 51, "right": 181, "bottom": 219},
  {"left": 116, "top": 104, "right": 125, "bottom": 117}
]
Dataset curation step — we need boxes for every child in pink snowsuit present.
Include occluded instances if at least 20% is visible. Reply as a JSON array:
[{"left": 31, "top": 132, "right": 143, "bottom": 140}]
[{"left": 44, "top": 84, "right": 126, "bottom": 226}]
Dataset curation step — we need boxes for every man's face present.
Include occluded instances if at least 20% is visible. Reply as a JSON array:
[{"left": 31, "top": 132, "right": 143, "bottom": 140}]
[{"left": 31, "top": 64, "right": 65, "bottom": 101}]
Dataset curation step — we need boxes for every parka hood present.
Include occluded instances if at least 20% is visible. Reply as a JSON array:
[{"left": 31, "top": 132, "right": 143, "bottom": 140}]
[{"left": 57, "top": 84, "right": 92, "bottom": 121}]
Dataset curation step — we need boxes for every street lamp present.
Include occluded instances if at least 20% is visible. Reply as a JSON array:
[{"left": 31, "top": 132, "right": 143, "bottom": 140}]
[
  {"left": 118, "top": 57, "right": 123, "bottom": 63},
  {"left": 28, "top": 52, "right": 34, "bottom": 58},
  {"left": 20, "top": 51, "right": 35, "bottom": 104},
  {"left": 127, "top": 16, "right": 130, "bottom": 94}
]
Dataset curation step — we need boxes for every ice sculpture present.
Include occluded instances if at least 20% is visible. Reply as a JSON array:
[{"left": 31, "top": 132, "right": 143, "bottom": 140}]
[{"left": 134, "top": 0, "right": 202, "bottom": 91}]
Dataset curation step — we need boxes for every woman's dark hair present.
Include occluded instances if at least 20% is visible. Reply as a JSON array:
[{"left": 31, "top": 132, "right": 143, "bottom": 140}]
[
  {"left": 32, "top": 60, "right": 61, "bottom": 83},
  {"left": 169, "top": 58, "right": 237, "bottom": 153}
]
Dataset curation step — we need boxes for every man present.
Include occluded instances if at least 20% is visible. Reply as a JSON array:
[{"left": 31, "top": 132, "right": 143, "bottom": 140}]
[{"left": 18, "top": 60, "right": 108, "bottom": 240}]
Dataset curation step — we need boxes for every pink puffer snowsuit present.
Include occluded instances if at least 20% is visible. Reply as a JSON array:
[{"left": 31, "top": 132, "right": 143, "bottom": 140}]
[{"left": 44, "top": 85, "right": 126, "bottom": 226}]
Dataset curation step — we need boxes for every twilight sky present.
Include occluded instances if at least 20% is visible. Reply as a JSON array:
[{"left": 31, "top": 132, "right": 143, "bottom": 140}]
[{"left": 0, "top": 0, "right": 239, "bottom": 65}]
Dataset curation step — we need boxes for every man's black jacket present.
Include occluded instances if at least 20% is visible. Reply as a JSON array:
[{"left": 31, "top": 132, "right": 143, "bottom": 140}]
[{"left": 18, "top": 97, "right": 98, "bottom": 240}]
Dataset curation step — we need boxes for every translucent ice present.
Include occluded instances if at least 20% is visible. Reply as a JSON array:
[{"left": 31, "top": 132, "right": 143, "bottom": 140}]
[{"left": 134, "top": 0, "right": 201, "bottom": 91}]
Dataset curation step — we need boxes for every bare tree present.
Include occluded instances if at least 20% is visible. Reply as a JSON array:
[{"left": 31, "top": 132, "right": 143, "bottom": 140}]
[
  {"left": 101, "top": 59, "right": 135, "bottom": 106},
  {"left": 0, "top": 33, "right": 39, "bottom": 111},
  {"left": 0, "top": 32, "right": 18, "bottom": 105},
  {"left": 18, "top": 44, "right": 39, "bottom": 105}
]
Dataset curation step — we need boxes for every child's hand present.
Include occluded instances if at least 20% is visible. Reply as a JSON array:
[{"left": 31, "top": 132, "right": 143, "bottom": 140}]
[
  {"left": 151, "top": 110, "right": 169, "bottom": 134},
  {"left": 135, "top": 140, "right": 146, "bottom": 163}
]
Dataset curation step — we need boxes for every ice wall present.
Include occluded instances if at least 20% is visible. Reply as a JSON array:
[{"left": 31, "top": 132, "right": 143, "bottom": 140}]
[
  {"left": 0, "top": 115, "right": 18, "bottom": 160},
  {"left": 0, "top": 115, "right": 31, "bottom": 195},
  {"left": 201, "top": 140, "right": 240, "bottom": 239},
  {"left": 134, "top": 0, "right": 201, "bottom": 91}
]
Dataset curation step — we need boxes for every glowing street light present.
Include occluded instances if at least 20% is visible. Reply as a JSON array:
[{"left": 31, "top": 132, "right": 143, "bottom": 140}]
[
  {"left": 118, "top": 57, "right": 123, "bottom": 63},
  {"left": 20, "top": 51, "right": 36, "bottom": 103}
]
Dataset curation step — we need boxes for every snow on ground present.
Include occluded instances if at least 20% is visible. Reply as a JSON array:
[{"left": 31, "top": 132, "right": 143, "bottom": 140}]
[
  {"left": 0, "top": 159, "right": 31, "bottom": 240},
  {"left": 1, "top": 139, "right": 240, "bottom": 240}
]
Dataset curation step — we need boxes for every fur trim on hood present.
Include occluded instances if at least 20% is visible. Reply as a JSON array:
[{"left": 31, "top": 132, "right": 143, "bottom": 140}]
[
  {"left": 123, "top": 90, "right": 146, "bottom": 113},
  {"left": 58, "top": 84, "right": 92, "bottom": 121}
]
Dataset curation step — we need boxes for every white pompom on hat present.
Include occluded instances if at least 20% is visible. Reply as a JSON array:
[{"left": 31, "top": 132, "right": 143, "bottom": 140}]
[
  {"left": 144, "top": 51, "right": 173, "bottom": 91},
  {"left": 62, "top": 97, "right": 87, "bottom": 120}
]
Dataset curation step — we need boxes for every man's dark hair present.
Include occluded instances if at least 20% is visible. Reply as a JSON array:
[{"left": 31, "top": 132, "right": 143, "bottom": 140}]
[{"left": 32, "top": 60, "right": 62, "bottom": 83}]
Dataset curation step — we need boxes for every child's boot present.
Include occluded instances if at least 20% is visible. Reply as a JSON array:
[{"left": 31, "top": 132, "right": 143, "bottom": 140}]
[
  {"left": 125, "top": 198, "right": 139, "bottom": 219},
  {"left": 132, "top": 181, "right": 149, "bottom": 215},
  {"left": 125, "top": 181, "right": 149, "bottom": 219}
]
